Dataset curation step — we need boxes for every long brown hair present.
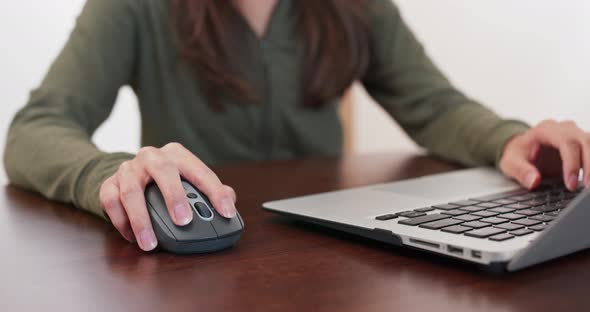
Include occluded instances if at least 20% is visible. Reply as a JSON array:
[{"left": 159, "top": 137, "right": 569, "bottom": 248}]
[{"left": 171, "top": 0, "right": 370, "bottom": 108}]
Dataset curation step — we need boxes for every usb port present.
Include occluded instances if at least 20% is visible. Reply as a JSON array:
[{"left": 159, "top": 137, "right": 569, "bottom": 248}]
[
  {"left": 447, "top": 245, "right": 463, "bottom": 255},
  {"left": 471, "top": 250, "right": 482, "bottom": 259}
]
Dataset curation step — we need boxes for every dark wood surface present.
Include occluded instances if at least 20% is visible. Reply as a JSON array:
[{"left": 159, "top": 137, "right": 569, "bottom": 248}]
[{"left": 2, "top": 153, "right": 590, "bottom": 312}]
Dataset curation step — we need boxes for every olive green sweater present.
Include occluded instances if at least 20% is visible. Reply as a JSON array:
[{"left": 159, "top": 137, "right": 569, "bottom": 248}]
[{"left": 3, "top": 0, "right": 529, "bottom": 218}]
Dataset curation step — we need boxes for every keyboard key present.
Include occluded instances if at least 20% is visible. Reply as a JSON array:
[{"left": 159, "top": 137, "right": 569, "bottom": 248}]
[
  {"left": 533, "top": 183, "right": 557, "bottom": 191},
  {"left": 531, "top": 205, "right": 559, "bottom": 213},
  {"left": 480, "top": 217, "right": 507, "bottom": 225},
  {"left": 512, "top": 218, "right": 542, "bottom": 227},
  {"left": 537, "top": 195, "right": 553, "bottom": 200},
  {"left": 449, "top": 200, "right": 480, "bottom": 206},
  {"left": 470, "top": 189, "right": 527, "bottom": 202},
  {"left": 453, "top": 214, "right": 481, "bottom": 222},
  {"left": 441, "top": 225, "right": 472, "bottom": 234},
  {"left": 521, "top": 199, "right": 548, "bottom": 207},
  {"left": 530, "top": 215, "right": 555, "bottom": 223},
  {"left": 398, "top": 214, "right": 449, "bottom": 226},
  {"left": 471, "top": 210, "right": 499, "bottom": 218},
  {"left": 376, "top": 214, "right": 398, "bottom": 221},
  {"left": 504, "top": 203, "right": 533, "bottom": 210},
  {"left": 494, "top": 223, "right": 524, "bottom": 231},
  {"left": 546, "top": 197, "right": 561, "bottom": 204},
  {"left": 497, "top": 213, "right": 524, "bottom": 221},
  {"left": 419, "top": 219, "right": 463, "bottom": 230},
  {"left": 559, "top": 197, "right": 570, "bottom": 203},
  {"left": 415, "top": 207, "right": 435, "bottom": 213},
  {"left": 514, "top": 209, "right": 540, "bottom": 217},
  {"left": 476, "top": 202, "right": 502, "bottom": 208},
  {"left": 465, "top": 227, "right": 506, "bottom": 238},
  {"left": 563, "top": 193, "right": 578, "bottom": 199},
  {"left": 510, "top": 228, "right": 534, "bottom": 236},
  {"left": 535, "top": 188, "right": 553, "bottom": 194},
  {"left": 459, "top": 205, "right": 487, "bottom": 212},
  {"left": 545, "top": 211, "right": 560, "bottom": 217},
  {"left": 398, "top": 211, "right": 427, "bottom": 218},
  {"left": 491, "top": 199, "right": 517, "bottom": 205},
  {"left": 462, "top": 221, "right": 490, "bottom": 229},
  {"left": 431, "top": 204, "right": 461, "bottom": 211},
  {"left": 440, "top": 209, "right": 467, "bottom": 216},
  {"left": 538, "top": 183, "right": 561, "bottom": 191},
  {"left": 508, "top": 193, "right": 536, "bottom": 201},
  {"left": 529, "top": 224, "right": 548, "bottom": 232},
  {"left": 489, "top": 233, "right": 515, "bottom": 241},
  {"left": 488, "top": 207, "right": 515, "bottom": 214},
  {"left": 540, "top": 188, "right": 559, "bottom": 194}
]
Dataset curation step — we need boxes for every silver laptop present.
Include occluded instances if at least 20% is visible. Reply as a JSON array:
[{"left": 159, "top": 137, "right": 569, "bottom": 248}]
[{"left": 263, "top": 168, "right": 590, "bottom": 272}]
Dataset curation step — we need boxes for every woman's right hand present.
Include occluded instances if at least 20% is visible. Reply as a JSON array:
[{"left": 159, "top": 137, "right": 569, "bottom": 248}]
[{"left": 98, "top": 143, "right": 237, "bottom": 251}]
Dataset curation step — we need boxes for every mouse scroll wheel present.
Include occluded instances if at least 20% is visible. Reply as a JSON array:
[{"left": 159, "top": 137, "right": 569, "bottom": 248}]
[{"left": 194, "top": 202, "right": 213, "bottom": 219}]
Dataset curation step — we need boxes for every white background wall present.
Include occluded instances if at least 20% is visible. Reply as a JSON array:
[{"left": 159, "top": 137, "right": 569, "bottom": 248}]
[
  {"left": 354, "top": 0, "right": 590, "bottom": 153},
  {"left": 1, "top": 0, "right": 589, "bottom": 183}
]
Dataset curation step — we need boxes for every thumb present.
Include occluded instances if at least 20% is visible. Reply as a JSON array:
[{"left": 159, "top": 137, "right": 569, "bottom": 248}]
[{"left": 501, "top": 154, "right": 542, "bottom": 190}]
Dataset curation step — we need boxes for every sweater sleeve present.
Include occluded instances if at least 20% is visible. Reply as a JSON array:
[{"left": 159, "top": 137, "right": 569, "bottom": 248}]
[
  {"left": 362, "top": 0, "right": 529, "bottom": 167},
  {"left": 3, "top": 0, "right": 138, "bottom": 218}
]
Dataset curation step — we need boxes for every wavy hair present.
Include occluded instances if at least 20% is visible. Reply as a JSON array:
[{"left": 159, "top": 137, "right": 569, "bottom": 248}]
[{"left": 171, "top": 0, "right": 370, "bottom": 108}]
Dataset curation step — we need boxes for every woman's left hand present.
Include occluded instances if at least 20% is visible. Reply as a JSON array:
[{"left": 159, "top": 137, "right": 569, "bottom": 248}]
[{"left": 500, "top": 119, "right": 589, "bottom": 191}]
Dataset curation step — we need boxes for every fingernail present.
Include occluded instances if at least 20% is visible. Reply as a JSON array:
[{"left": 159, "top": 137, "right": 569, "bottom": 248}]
[
  {"left": 220, "top": 197, "right": 237, "bottom": 218},
  {"left": 568, "top": 174, "right": 578, "bottom": 190},
  {"left": 139, "top": 229, "right": 157, "bottom": 251},
  {"left": 524, "top": 172, "right": 537, "bottom": 189},
  {"left": 174, "top": 204, "right": 193, "bottom": 225}
]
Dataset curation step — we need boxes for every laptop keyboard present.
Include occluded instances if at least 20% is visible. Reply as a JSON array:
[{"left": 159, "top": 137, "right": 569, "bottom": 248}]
[{"left": 375, "top": 182, "right": 581, "bottom": 242}]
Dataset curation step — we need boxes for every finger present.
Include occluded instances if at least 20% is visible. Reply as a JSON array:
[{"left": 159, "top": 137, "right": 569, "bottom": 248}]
[
  {"left": 100, "top": 177, "right": 134, "bottom": 242},
  {"left": 181, "top": 159, "right": 237, "bottom": 218},
  {"left": 137, "top": 147, "right": 192, "bottom": 226},
  {"left": 223, "top": 185, "right": 237, "bottom": 203},
  {"left": 163, "top": 143, "right": 237, "bottom": 218},
  {"left": 500, "top": 144, "right": 541, "bottom": 190},
  {"left": 558, "top": 140, "right": 581, "bottom": 191},
  {"left": 560, "top": 122, "right": 584, "bottom": 190},
  {"left": 118, "top": 161, "right": 158, "bottom": 251},
  {"left": 579, "top": 134, "right": 590, "bottom": 188},
  {"left": 532, "top": 124, "right": 581, "bottom": 190},
  {"left": 528, "top": 141, "right": 541, "bottom": 161}
]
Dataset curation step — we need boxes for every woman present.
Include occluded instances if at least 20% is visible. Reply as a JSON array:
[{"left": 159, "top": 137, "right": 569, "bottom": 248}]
[{"left": 4, "top": 0, "right": 589, "bottom": 252}]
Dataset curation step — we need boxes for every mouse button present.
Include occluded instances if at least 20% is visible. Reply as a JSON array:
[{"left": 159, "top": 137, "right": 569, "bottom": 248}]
[
  {"left": 209, "top": 213, "right": 244, "bottom": 238},
  {"left": 149, "top": 208, "right": 176, "bottom": 240},
  {"left": 194, "top": 202, "right": 213, "bottom": 219},
  {"left": 145, "top": 195, "right": 180, "bottom": 243},
  {"left": 173, "top": 218, "right": 217, "bottom": 242}
]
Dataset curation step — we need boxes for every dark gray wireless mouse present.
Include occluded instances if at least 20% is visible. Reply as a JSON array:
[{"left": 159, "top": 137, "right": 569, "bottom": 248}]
[{"left": 145, "top": 180, "right": 244, "bottom": 254}]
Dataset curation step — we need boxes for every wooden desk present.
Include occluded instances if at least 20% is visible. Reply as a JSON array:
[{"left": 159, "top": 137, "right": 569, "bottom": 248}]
[{"left": 2, "top": 153, "right": 590, "bottom": 311}]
